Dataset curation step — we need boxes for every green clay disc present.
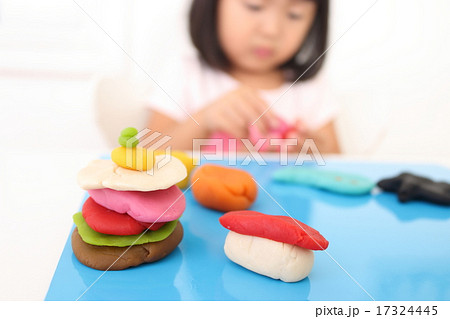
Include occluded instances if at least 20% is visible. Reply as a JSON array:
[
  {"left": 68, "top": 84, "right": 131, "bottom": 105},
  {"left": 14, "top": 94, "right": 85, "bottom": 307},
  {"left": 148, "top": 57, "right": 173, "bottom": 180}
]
[
  {"left": 272, "top": 167, "right": 375, "bottom": 195},
  {"left": 73, "top": 212, "right": 178, "bottom": 247}
]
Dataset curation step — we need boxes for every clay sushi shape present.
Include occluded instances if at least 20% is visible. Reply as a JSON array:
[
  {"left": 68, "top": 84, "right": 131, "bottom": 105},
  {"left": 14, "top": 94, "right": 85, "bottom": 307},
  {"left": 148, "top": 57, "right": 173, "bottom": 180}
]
[{"left": 219, "top": 210, "right": 329, "bottom": 282}]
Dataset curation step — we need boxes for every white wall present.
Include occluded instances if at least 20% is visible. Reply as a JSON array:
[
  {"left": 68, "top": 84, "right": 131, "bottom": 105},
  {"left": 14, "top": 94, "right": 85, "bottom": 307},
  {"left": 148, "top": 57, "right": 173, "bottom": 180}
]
[
  {"left": 327, "top": 0, "right": 450, "bottom": 158},
  {"left": 0, "top": 0, "right": 128, "bottom": 153}
]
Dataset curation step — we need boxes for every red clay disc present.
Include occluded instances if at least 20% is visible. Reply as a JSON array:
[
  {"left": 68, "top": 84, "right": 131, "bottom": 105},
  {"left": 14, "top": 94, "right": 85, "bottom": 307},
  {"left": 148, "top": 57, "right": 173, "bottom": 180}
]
[{"left": 82, "top": 197, "right": 165, "bottom": 235}]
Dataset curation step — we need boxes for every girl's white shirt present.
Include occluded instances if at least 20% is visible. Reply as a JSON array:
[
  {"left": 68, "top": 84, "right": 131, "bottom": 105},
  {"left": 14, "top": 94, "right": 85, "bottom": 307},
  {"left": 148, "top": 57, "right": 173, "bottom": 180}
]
[{"left": 147, "top": 54, "right": 338, "bottom": 131}]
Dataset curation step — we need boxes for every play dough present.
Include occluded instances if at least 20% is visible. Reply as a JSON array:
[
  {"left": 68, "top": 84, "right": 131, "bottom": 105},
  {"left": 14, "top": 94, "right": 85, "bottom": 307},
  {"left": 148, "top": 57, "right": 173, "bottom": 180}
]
[
  {"left": 77, "top": 156, "right": 187, "bottom": 191},
  {"left": 377, "top": 172, "right": 450, "bottom": 206},
  {"left": 219, "top": 210, "right": 328, "bottom": 282},
  {"left": 207, "top": 118, "right": 295, "bottom": 152},
  {"left": 155, "top": 150, "right": 197, "bottom": 189},
  {"left": 73, "top": 212, "right": 178, "bottom": 247},
  {"left": 272, "top": 167, "right": 374, "bottom": 195},
  {"left": 71, "top": 222, "right": 183, "bottom": 270},
  {"left": 224, "top": 231, "right": 314, "bottom": 282},
  {"left": 111, "top": 146, "right": 155, "bottom": 171},
  {"left": 72, "top": 126, "right": 187, "bottom": 271},
  {"left": 248, "top": 119, "right": 293, "bottom": 152},
  {"left": 118, "top": 127, "right": 139, "bottom": 147},
  {"left": 191, "top": 164, "right": 257, "bottom": 212},
  {"left": 88, "top": 185, "right": 185, "bottom": 223},
  {"left": 219, "top": 210, "right": 328, "bottom": 250},
  {"left": 82, "top": 197, "right": 165, "bottom": 236}
]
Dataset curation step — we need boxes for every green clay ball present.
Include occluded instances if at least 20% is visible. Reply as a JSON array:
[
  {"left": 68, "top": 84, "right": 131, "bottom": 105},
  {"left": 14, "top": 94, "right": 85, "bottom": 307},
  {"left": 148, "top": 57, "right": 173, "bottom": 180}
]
[
  {"left": 118, "top": 127, "right": 139, "bottom": 147},
  {"left": 73, "top": 212, "right": 178, "bottom": 247},
  {"left": 118, "top": 135, "right": 139, "bottom": 148},
  {"left": 121, "top": 127, "right": 138, "bottom": 137}
]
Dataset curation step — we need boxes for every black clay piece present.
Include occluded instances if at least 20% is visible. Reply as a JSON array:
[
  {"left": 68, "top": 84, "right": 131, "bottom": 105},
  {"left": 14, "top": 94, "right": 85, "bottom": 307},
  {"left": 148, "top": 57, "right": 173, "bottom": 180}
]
[{"left": 377, "top": 172, "right": 450, "bottom": 206}]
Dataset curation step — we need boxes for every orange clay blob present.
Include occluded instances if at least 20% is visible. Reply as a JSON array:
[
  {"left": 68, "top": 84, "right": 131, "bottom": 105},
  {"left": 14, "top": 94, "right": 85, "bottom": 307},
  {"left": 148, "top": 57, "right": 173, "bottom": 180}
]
[{"left": 191, "top": 164, "right": 258, "bottom": 212}]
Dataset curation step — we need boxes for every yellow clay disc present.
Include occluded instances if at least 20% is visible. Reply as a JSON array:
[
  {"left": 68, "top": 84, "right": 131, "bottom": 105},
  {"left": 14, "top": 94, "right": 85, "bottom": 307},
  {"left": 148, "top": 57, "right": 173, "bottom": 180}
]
[{"left": 111, "top": 147, "right": 155, "bottom": 171}]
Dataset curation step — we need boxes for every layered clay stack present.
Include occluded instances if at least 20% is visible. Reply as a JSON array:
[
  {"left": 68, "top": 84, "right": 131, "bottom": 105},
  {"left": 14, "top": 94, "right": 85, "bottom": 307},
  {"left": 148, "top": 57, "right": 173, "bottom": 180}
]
[{"left": 72, "top": 128, "right": 187, "bottom": 270}]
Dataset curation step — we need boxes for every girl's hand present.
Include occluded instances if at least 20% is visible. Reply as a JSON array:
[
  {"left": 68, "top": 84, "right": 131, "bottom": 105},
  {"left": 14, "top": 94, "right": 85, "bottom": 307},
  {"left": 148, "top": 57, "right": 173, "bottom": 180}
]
[
  {"left": 263, "top": 119, "right": 307, "bottom": 152},
  {"left": 285, "top": 119, "right": 308, "bottom": 147},
  {"left": 197, "top": 86, "right": 279, "bottom": 138}
]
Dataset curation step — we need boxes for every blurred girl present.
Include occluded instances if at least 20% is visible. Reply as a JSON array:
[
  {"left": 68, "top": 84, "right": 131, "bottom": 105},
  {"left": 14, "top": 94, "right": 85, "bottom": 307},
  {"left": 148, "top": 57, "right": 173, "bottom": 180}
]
[{"left": 147, "top": 0, "right": 339, "bottom": 153}]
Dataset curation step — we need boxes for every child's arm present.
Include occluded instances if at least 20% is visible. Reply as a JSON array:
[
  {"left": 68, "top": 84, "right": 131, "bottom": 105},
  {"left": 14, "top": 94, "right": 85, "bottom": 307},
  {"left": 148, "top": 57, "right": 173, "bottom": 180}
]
[
  {"left": 308, "top": 121, "right": 340, "bottom": 154},
  {"left": 286, "top": 120, "right": 340, "bottom": 154},
  {"left": 147, "top": 111, "right": 208, "bottom": 150}
]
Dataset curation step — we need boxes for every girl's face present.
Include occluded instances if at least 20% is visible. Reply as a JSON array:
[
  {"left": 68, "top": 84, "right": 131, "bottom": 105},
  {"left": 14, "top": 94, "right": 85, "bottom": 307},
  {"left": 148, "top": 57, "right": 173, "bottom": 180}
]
[{"left": 217, "top": 0, "right": 317, "bottom": 74}]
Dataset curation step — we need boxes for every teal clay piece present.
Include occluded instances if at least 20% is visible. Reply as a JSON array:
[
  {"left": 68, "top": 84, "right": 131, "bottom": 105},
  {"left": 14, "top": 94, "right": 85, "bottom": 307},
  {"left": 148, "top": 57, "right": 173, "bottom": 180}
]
[
  {"left": 73, "top": 212, "right": 178, "bottom": 247},
  {"left": 272, "top": 167, "right": 375, "bottom": 195},
  {"left": 118, "top": 127, "right": 139, "bottom": 147}
]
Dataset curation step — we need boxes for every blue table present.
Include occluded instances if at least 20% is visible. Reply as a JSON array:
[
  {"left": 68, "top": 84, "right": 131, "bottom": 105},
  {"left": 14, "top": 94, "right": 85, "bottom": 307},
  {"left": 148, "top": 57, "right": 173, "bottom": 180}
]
[{"left": 46, "top": 160, "right": 450, "bottom": 301}]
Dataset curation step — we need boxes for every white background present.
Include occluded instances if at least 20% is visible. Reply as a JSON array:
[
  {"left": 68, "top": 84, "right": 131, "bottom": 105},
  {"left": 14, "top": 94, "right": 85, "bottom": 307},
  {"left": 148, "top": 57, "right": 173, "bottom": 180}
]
[{"left": 0, "top": 0, "right": 449, "bottom": 300}]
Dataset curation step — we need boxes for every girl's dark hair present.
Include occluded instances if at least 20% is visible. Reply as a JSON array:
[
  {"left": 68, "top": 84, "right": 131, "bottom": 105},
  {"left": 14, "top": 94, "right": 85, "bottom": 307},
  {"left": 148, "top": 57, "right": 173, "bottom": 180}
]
[{"left": 189, "top": 0, "right": 329, "bottom": 82}]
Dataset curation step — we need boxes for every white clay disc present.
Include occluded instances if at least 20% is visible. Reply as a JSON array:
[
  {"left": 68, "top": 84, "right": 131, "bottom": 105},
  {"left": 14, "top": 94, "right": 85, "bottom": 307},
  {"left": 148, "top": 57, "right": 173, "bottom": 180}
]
[{"left": 77, "top": 156, "right": 187, "bottom": 191}]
